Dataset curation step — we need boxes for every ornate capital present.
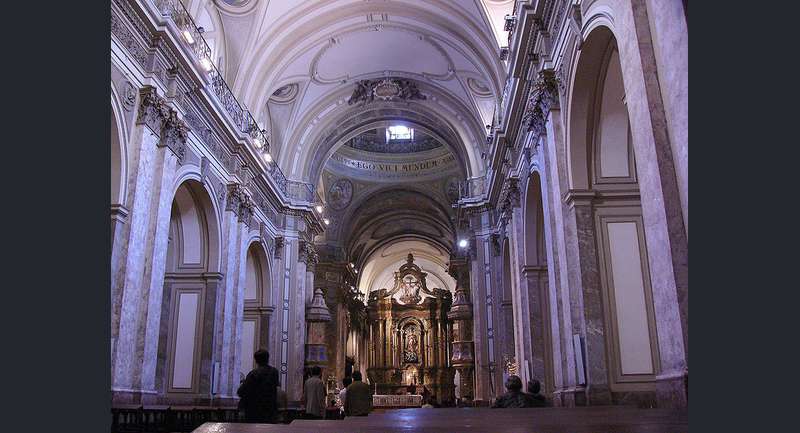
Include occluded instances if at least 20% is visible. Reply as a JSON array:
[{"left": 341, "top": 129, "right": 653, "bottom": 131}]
[
  {"left": 522, "top": 69, "right": 560, "bottom": 137},
  {"left": 490, "top": 233, "right": 502, "bottom": 257},
  {"left": 161, "top": 110, "right": 189, "bottom": 163},
  {"left": 136, "top": 86, "right": 191, "bottom": 162},
  {"left": 225, "top": 183, "right": 244, "bottom": 214},
  {"left": 238, "top": 194, "right": 255, "bottom": 227},
  {"left": 498, "top": 177, "right": 521, "bottom": 215},
  {"left": 273, "top": 237, "right": 284, "bottom": 260},
  {"left": 136, "top": 86, "right": 170, "bottom": 134},
  {"left": 299, "top": 240, "right": 319, "bottom": 271}
]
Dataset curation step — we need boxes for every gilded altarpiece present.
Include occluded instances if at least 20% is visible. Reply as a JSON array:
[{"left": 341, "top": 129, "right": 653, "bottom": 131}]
[{"left": 366, "top": 254, "right": 455, "bottom": 405}]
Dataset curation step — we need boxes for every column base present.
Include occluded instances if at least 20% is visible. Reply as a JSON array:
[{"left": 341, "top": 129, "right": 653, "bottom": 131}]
[{"left": 655, "top": 370, "right": 688, "bottom": 409}]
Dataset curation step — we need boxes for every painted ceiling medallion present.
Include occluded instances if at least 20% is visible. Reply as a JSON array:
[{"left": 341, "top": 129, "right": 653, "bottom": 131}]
[{"left": 348, "top": 78, "right": 426, "bottom": 106}]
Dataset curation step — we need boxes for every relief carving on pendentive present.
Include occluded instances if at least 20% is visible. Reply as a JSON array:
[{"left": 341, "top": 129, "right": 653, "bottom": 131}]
[
  {"left": 348, "top": 78, "right": 426, "bottom": 106},
  {"left": 122, "top": 81, "right": 137, "bottom": 112},
  {"left": 328, "top": 178, "right": 353, "bottom": 210}
]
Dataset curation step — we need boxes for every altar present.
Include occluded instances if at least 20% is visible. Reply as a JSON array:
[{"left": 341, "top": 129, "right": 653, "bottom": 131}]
[
  {"left": 366, "top": 254, "right": 455, "bottom": 406},
  {"left": 372, "top": 394, "right": 423, "bottom": 408}
]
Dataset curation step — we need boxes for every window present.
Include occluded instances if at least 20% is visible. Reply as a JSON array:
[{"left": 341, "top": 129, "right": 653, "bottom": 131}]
[{"left": 387, "top": 125, "right": 413, "bottom": 141}]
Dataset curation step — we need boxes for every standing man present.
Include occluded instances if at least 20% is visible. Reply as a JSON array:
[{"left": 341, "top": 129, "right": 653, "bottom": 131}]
[
  {"left": 303, "top": 366, "right": 326, "bottom": 419},
  {"left": 237, "top": 349, "right": 280, "bottom": 423},
  {"left": 344, "top": 371, "right": 373, "bottom": 416}
]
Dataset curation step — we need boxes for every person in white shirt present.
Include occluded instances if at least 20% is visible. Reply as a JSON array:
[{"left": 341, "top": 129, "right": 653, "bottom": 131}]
[{"left": 339, "top": 376, "right": 352, "bottom": 415}]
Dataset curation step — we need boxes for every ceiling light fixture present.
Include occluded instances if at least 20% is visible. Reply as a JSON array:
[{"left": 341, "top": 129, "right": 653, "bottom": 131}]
[
  {"left": 323, "top": 218, "right": 330, "bottom": 225},
  {"left": 182, "top": 30, "right": 195, "bottom": 44},
  {"left": 262, "top": 152, "right": 272, "bottom": 163},
  {"left": 199, "top": 57, "right": 213, "bottom": 72},
  {"left": 458, "top": 239, "right": 468, "bottom": 248},
  {"left": 316, "top": 205, "right": 324, "bottom": 214}
]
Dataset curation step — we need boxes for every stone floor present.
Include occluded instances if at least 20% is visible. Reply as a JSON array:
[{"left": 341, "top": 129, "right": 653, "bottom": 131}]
[{"left": 192, "top": 406, "right": 688, "bottom": 433}]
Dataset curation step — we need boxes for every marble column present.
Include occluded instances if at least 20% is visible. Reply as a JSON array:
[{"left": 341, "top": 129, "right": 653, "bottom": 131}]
[
  {"left": 466, "top": 207, "right": 504, "bottom": 405},
  {"left": 112, "top": 86, "right": 186, "bottom": 402}
]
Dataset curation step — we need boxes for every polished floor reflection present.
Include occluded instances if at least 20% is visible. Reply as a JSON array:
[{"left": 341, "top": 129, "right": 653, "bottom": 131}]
[{"left": 192, "top": 406, "right": 689, "bottom": 433}]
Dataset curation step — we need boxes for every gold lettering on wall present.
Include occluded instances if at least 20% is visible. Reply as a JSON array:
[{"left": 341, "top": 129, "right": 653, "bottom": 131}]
[{"left": 330, "top": 154, "right": 456, "bottom": 173}]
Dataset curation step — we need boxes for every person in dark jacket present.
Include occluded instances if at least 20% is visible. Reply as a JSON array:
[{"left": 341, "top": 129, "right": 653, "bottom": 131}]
[
  {"left": 237, "top": 349, "right": 280, "bottom": 423},
  {"left": 344, "top": 371, "right": 373, "bottom": 416},
  {"left": 527, "top": 379, "right": 547, "bottom": 407},
  {"left": 492, "top": 375, "right": 535, "bottom": 408}
]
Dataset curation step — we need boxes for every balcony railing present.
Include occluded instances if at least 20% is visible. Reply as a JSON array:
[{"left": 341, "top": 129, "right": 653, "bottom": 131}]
[{"left": 153, "top": 0, "right": 307, "bottom": 202}]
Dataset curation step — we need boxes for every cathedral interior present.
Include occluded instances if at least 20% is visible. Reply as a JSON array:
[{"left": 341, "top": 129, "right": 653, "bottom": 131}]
[{"left": 110, "top": 0, "right": 688, "bottom": 431}]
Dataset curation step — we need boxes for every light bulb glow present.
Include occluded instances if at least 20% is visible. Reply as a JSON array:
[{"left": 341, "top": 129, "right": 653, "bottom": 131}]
[
  {"left": 199, "top": 57, "right": 213, "bottom": 71},
  {"left": 182, "top": 30, "right": 195, "bottom": 44},
  {"left": 458, "top": 239, "right": 468, "bottom": 248},
  {"left": 323, "top": 218, "right": 330, "bottom": 225},
  {"left": 315, "top": 205, "right": 324, "bottom": 214},
  {"left": 253, "top": 137, "right": 263, "bottom": 148},
  {"left": 262, "top": 153, "right": 272, "bottom": 163}
]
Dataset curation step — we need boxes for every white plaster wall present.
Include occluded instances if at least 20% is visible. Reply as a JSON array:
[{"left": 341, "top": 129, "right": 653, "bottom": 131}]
[
  {"left": 173, "top": 292, "right": 200, "bottom": 388},
  {"left": 606, "top": 221, "right": 653, "bottom": 375},
  {"left": 598, "top": 51, "right": 631, "bottom": 178}
]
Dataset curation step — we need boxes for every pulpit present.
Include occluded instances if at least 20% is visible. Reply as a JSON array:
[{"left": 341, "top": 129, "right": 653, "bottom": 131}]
[{"left": 366, "top": 254, "right": 455, "bottom": 405}]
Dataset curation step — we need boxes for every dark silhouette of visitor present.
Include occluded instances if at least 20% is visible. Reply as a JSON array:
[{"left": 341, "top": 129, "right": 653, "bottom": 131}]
[
  {"left": 344, "top": 371, "right": 373, "bottom": 416},
  {"left": 237, "top": 349, "right": 280, "bottom": 423},
  {"left": 527, "top": 379, "right": 547, "bottom": 407},
  {"left": 303, "top": 365, "right": 326, "bottom": 419},
  {"left": 492, "top": 375, "right": 535, "bottom": 408}
]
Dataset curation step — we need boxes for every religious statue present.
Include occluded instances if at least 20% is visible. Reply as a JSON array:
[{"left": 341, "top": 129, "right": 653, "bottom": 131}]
[{"left": 404, "top": 326, "right": 419, "bottom": 363}]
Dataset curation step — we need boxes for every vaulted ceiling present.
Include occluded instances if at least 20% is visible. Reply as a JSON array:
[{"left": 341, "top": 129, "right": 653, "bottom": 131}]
[
  {"left": 186, "top": 0, "right": 511, "bottom": 184},
  {"left": 186, "top": 0, "right": 512, "bottom": 266}
]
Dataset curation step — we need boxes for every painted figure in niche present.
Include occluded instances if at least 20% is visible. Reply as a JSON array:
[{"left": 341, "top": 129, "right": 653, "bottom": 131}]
[{"left": 404, "top": 326, "right": 419, "bottom": 363}]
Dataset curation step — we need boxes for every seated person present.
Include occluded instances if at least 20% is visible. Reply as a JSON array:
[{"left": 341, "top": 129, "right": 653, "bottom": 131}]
[
  {"left": 527, "top": 379, "right": 547, "bottom": 407},
  {"left": 492, "top": 375, "right": 535, "bottom": 408},
  {"left": 344, "top": 371, "right": 373, "bottom": 416}
]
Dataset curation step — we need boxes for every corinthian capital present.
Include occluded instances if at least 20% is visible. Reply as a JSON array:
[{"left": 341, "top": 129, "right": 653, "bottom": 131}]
[
  {"left": 136, "top": 86, "right": 170, "bottom": 134},
  {"left": 498, "top": 177, "right": 521, "bottom": 214},
  {"left": 225, "top": 183, "right": 244, "bottom": 213},
  {"left": 162, "top": 110, "right": 189, "bottom": 163},
  {"left": 299, "top": 240, "right": 319, "bottom": 271}
]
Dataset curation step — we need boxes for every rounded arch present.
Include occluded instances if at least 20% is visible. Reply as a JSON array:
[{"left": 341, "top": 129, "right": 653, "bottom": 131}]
[
  {"left": 501, "top": 236, "right": 512, "bottom": 301},
  {"left": 523, "top": 172, "right": 546, "bottom": 266},
  {"left": 167, "top": 177, "right": 222, "bottom": 274},
  {"left": 110, "top": 90, "right": 127, "bottom": 206},
  {"left": 566, "top": 24, "right": 623, "bottom": 190},
  {"left": 171, "top": 171, "right": 223, "bottom": 273},
  {"left": 243, "top": 239, "right": 273, "bottom": 307}
]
